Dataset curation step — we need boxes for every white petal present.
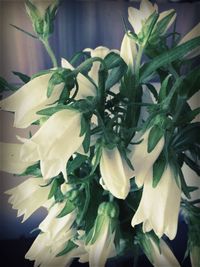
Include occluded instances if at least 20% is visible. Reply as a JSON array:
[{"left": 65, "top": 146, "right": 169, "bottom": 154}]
[
  {"left": 131, "top": 165, "right": 181, "bottom": 240},
  {"left": 120, "top": 33, "right": 137, "bottom": 68},
  {"left": 150, "top": 238, "right": 181, "bottom": 267},
  {"left": 0, "top": 142, "right": 36, "bottom": 174},
  {"left": 20, "top": 109, "right": 84, "bottom": 180},
  {"left": 100, "top": 147, "right": 131, "bottom": 199},
  {"left": 129, "top": 128, "right": 164, "bottom": 187},
  {"left": 0, "top": 73, "right": 63, "bottom": 128}
]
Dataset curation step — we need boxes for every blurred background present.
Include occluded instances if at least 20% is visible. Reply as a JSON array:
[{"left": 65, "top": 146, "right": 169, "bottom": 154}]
[{"left": 0, "top": 0, "right": 200, "bottom": 266}]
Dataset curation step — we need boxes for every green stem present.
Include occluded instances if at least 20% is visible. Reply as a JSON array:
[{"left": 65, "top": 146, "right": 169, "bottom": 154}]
[
  {"left": 135, "top": 45, "right": 144, "bottom": 84},
  {"left": 41, "top": 38, "right": 58, "bottom": 68}
]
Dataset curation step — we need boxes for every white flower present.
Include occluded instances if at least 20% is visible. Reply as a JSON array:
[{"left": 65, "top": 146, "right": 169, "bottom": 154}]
[
  {"left": 19, "top": 109, "right": 84, "bottom": 180},
  {"left": 120, "top": 33, "right": 137, "bottom": 69},
  {"left": 148, "top": 237, "right": 180, "bottom": 267},
  {"left": 5, "top": 177, "right": 51, "bottom": 222},
  {"left": 100, "top": 147, "right": 134, "bottom": 199},
  {"left": 39, "top": 202, "right": 76, "bottom": 240},
  {"left": 190, "top": 246, "right": 200, "bottom": 267},
  {"left": 129, "top": 127, "right": 164, "bottom": 187},
  {"left": 26, "top": 202, "right": 86, "bottom": 267},
  {"left": 0, "top": 142, "right": 36, "bottom": 174},
  {"left": 178, "top": 22, "right": 200, "bottom": 58},
  {"left": 61, "top": 58, "right": 96, "bottom": 99},
  {"left": 0, "top": 73, "right": 64, "bottom": 128},
  {"left": 87, "top": 224, "right": 116, "bottom": 267},
  {"left": 128, "top": 0, "right": 175, "bottom": 35},
  {"left": 131, "top": 165, "right": 181, "bottom": 240}
]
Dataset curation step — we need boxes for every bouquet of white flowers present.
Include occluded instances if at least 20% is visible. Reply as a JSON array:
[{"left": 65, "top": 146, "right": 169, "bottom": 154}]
[{"left": 1, "top": 0, "right": 200, "bottom": 266}]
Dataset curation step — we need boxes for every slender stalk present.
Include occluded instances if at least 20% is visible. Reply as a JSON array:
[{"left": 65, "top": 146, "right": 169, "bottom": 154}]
[{"left": 41, "top": 38, "right": 58, "bottom": 68}]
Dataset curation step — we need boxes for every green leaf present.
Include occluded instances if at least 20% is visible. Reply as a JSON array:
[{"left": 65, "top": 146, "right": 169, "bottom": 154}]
[
  {"left": 140, "top": 36, "right": 200, "bottom": 82},
  {"left": 56, "top": 200, "right": 75, "bottom": 218},
  {"left": 138, "top": 11, "right": 159, "bottom": 46},
  {"left": 150, "top": 10, "right": 176, "bottom": 42},
  {"left": 20, "top": 162, "right": 41, "bottom": 177},
  {"left": 36, "top": 104, "right": 67, "bottom": 116},
  {"left": 178, "top": 67, "right": 200, "bottom": 99},
  {"left": 82, "top": 130, "right": 91, "bottom": 153},
  {"left": 148, "top": 125, "right": 163, "bottom": 153},
  {"left": 0, "top": 77, "right": 17, "bottom": 92},
  {"left": 178, "top": 107, "right": 200, "bottom": 124},
  {"left": 153, "top": 153, "right": 166, "bottom": 187},
  {"left": 12, "top": 71, "right": 30, "bottom": 83},
  {"left": 105, "top": 64, "right": 127, "bottom": 90},
  {"left": 80, "top": 115, "right": 88, "bottom": 137},
  {"left": 104, "top": 52, "right": 126, "bottom": 69},
  {"left": 48, "top": 177, "right": 64, "bottom": 201},
  {"left": 158, "top": 74, "right": 172, "bottom": 102},
  {"left": 10, "top": 23, "right": 38, "bottom": 39},
  {"left": 183, "top": 154, "right": 200, "bottom": 176},
  {"left": 67, "top": 154, "right": 87, "bottom": 174},
  {"left": 86, "top": 214, "right": 107, "bottom": 245},
  {"left": 56, "top": 240, "right": 78, "bottom": 257}
]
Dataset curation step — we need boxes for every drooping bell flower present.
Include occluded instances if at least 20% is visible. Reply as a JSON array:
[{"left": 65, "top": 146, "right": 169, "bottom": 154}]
[
  {"left": 25, "top": 201, "right": 85, "bottom": 267},
  {"left": 61, "top": 58, "right": 96, "bottom": 99},
  {"left": 139, "top": 233, "right": 180, "bottom": 267},
  {"left": 131, "top": 165, "right": 181, "bottom": 240},
  {"left": 84, "top": 202, "right": 118, "bottom": 267},
  {"left": 128, "top": 0, "right": 176, "bottom": 35},
  {"left": 129, "top": 127, "right": 164, "bottom": 187},
  {"left": 0, "top": 142, "right": 36, "bottom": 174},
  {"left": 0, "top": 73, "right": 64, "bottom": 128},
  {"left": 5, "top": 177, "right": 51, "bottom": 222},
  {"left": 120, "top": 33, "right": 137, "bottom": 70},
  {"left": 100, "top": 146, "right": 134, "bottom": 199},
  {"left": 19, "top": 109, "right": 84, "bottom": 180}
]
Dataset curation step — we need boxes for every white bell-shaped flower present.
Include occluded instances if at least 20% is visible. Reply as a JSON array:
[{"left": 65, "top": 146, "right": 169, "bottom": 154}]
[
  {"left": 26, "top": 202, "right": 85, "bottom": 267},
  {"left": 120, "top": 33, "right": 137, "bottom": 69},
  {"left": 129, "top": 127, "right": 164, "bottom": 187},
  {"left": 100, "top": 147, "right": 134, "bottom": 199},
  {"left": 131, "top": 165, "right": 181, "bottom": 240},
  {"left": 128, "top": 0, "right": 175, "bottom": 35},
  {"left": 61, "top": 58, "right": 96, "bottom": 99},
  {"left": 86, "top": 222, "right": 116, "bottom": 267},
  {"left": 19, "top": 109, "right": 84, "bottom": 180},
  {"left": 0, "top": 73, "right": 64, "bottom": 128},
  {"left": 148, "top": 237, "right": 180, "bottom": 267},
  {"left": 39, "top": 202, "right": 76, "bottom": 240},
  {"left": 5, "top": 177, "right": 50, "bottom": 222},
  {"left": 0, "top": 142, "right": 36, "bottom": 174}
]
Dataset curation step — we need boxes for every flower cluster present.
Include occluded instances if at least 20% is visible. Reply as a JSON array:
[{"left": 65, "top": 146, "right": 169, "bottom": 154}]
[{"left": 1, "top": 0, "right": 200, "bottom": 266}]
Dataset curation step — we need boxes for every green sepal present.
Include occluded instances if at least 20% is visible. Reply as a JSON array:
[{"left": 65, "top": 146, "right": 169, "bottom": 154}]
[
  {"left": 153, "top": 153, "right": 166, "bottom": 187},
  {"left": 36, "top": 104, "right": 69, "bottom": 116},
  {"left": 48, "top": 176, "right": 64, "bottom": 202},
  {"left": 178, "top": 107, "right": 200, "bottom": 125},
  {"left": 56, "top": 200, "right": 75, "bottom": 218},
  {"left": 67, "top": 154, "right": 88, "bottom": 174},
  {"left": 20, "top": 162, "right": 41, "bottom": 177},
  {"left": 56, "top": 240, "right": 78, "bottom": 257},
  {"left": 147, "top": 125, "right": 164, "bottom": 153}
]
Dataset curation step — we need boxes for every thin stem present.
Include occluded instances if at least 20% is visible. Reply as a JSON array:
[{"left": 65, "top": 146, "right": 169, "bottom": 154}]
[
  {"left": 41, "top": 38, "right": 58, "bottom": 68},
  {"left": 135, "top": 45, "right": 144, "bottom": 84}
]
